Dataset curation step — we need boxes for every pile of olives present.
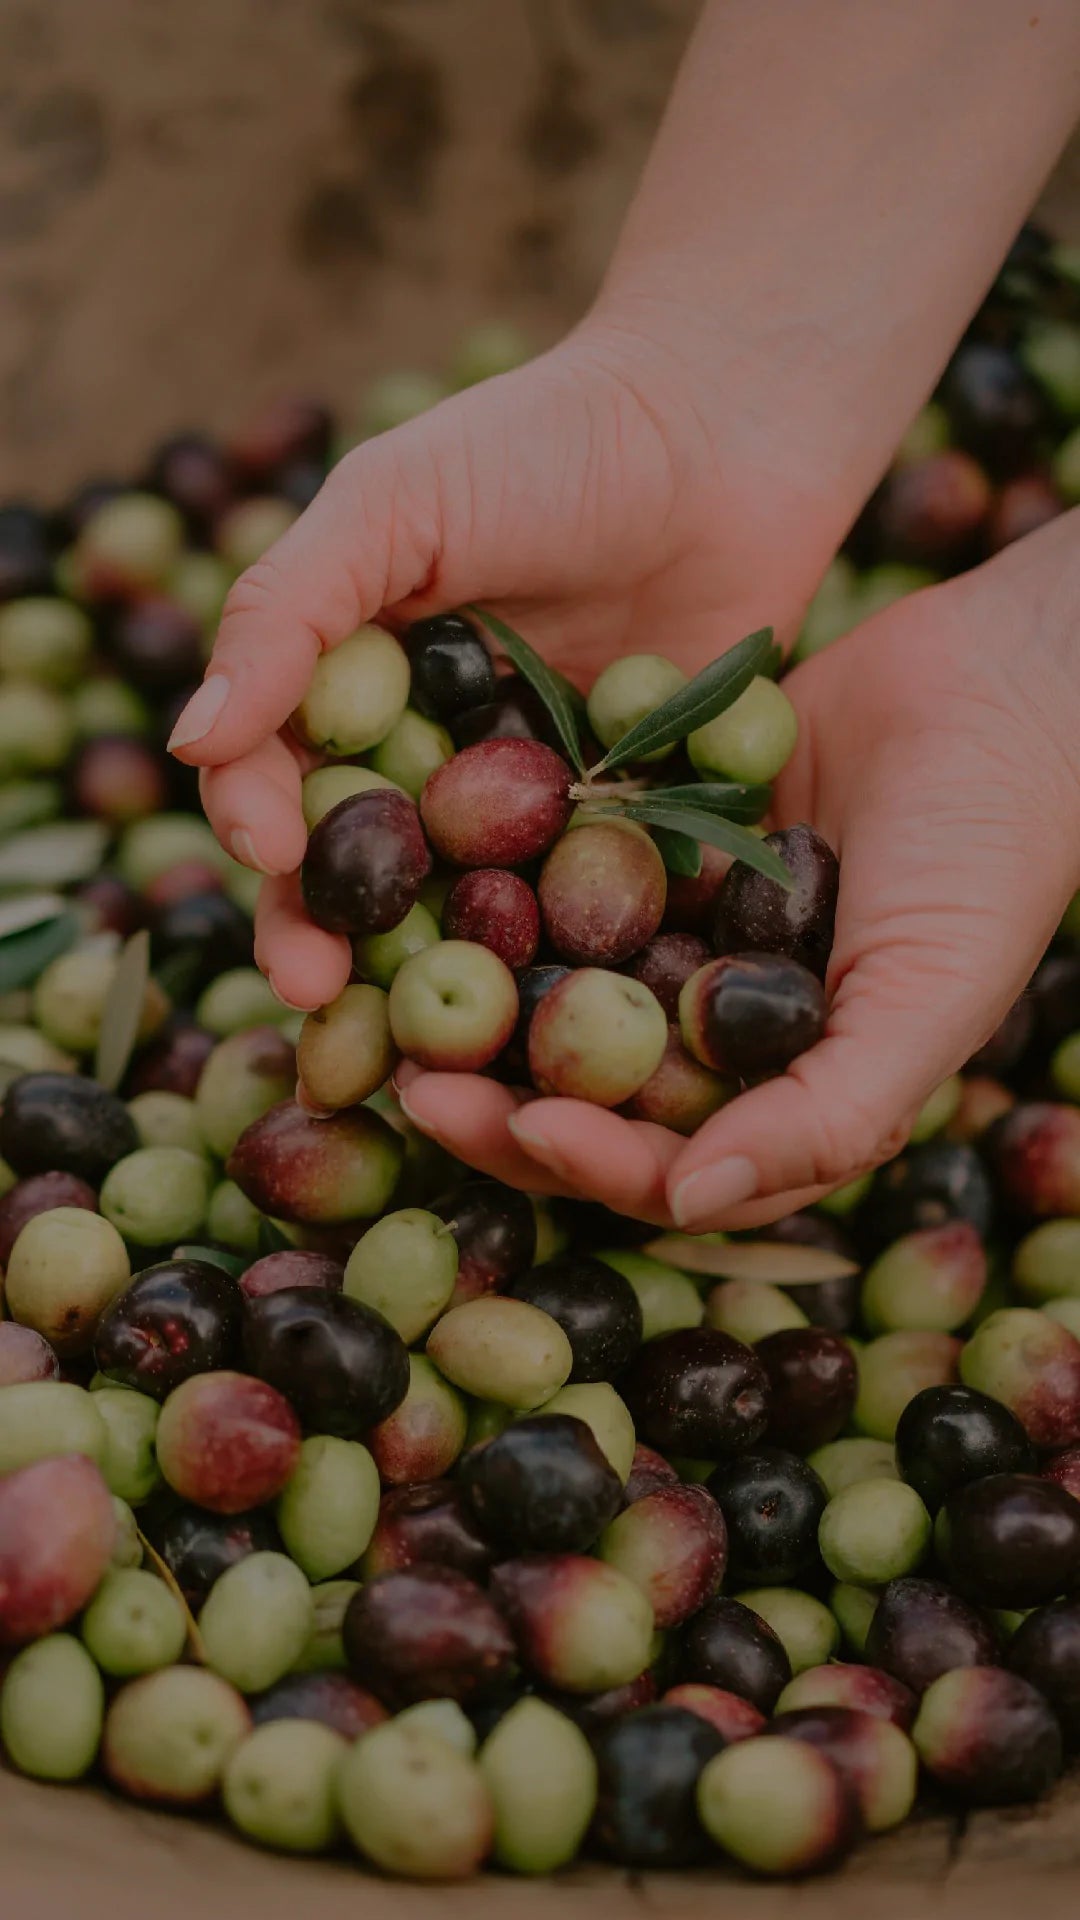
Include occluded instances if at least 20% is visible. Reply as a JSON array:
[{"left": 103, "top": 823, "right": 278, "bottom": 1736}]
[{"left": 5, "top": 266, "right": 1080, "bottom": 1886}]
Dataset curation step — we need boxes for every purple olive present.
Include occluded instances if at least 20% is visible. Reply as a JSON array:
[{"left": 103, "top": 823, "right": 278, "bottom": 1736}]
[
  {"left": 591, "top": 1705, "right": 726, "bottom": 1868},
  {"left": 0, "top": 1171, "right": 97, "bottom": 1268},
  {"left": 242, "top": 1286, "right": 409, "bottom": 1438},
  {"left": 708, "top": 1448, "right": 827, "bottom": 1586},
  {"left": 0, "top": 1073, "right": 138, "bottom": 1185},
  {"left": 677, "top": 1595, "right": 792, "bottom": 1714},
  {"left": 362, "top": 1481, "right": 495, "bottom": 1584},
  {"left": 301, "top": 789, "right": 431, "bottom": 936},
  {"left": 937, "top": 1473, "right": 1080, "bottom": 1610},
  {"left": 680, "top": 952, "right": 827, "bottom": 1081},
  {"left": 506, "top": 1255, "right": 642, "bottom": 1382},
  {"left": 142, "top": 1502, "right": 282, "bottom": 1610},
  {"left": 712, "top": 825, "right": 839, "bottom": 981},
  {"left": 239, "top": 1250, "right": 344, "bottom": 1300},
  {"left": 343, "top": 1566, "right": 515, "bottom": 1709},
  {"left": 95, "top": 1259, "right": 243, "bottom": 1400},
  {"left": 865, "top": 1577, "right": 998, "bottom": 1694},
  {"left": 619, "top": 1327, "right": 770, "bottom": 1459},
  {"left": 459, "top": 1414, "right": 622, "bottom": 1554},
  {"left": 249, "top": 1671, "right": 387, "bottom": 1741},
  {"left": 432, "top": 1178, "right": 536, "bottom": 1305},
  {"left": 1007, "top": 1600, "right": 1080, "bottom": 1744},
  {"left": 625, "top": 933, "right": 711, "bottom": 1019},
  {"left": 914, "top": 1666, "right": 1062, "bottom": 1805},
  {"left": 756, "top": 1328, "right": 858, "bottom": 1452}
]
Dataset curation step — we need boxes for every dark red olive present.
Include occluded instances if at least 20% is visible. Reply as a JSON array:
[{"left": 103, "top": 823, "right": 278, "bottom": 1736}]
[
  {"left": 937, "top": 1473, "right": 1080, "bottom": 1609},
  {"left": 108, "top": 596, "right": 204, "bottom": 695},
  {"left": 756, "top": 1328, "right": 857, "bottom": 1452},
  {"left": 677, "top": 1595, "right": 791, "bottom": 1713},
  {"left": 625, "top": 934, "right": 711, "bottom": 1019},
  {"left": 544, "top": 1671, "right": 658, "bottom": 1739},
  {"left": 0, "top": 1073, "right": 138, "bottom": 1185},
  {"left": 680, "top": 952, "right": 828, "bottom": 1081},
  {"left": 239, "top": 1250, "right": 344, "bottom": 1300},
  {"left": 94, "top": 1260, "right": 243, "bottom": 1400},
  {"left": 301, "top": 789, "right": 431, "bottom": 936},
  {"left": 249, "top": 1672, "right": 387, "bottom": 1740},
  {"left": 1007, "top": 1599, "right": 1080, "bottom": 1744},
  {"left": 146, "top": 433, "right": 234, "bottom": 530},
  {"left": 865, "top": 1577, "right": 999, "bottom": 1694},
  {"left": 708, "top": 1448, "right": 827, "bottom": 1586},
  {"left": 432, "top": 1178, "right": 537, "bottom": 1305},
  {"left": 506, "top": 1255, "right": 642, "bottom": 1382},
  {"left": 914, "top": 1666, "right": 1062, "bottom": 1806},
  {"left": 619, "top": 1328, "right": 770, "bottom": 1459},
  {"left": 362, "top": 1481, "right": 495, "bottom": 1583},
  {"left": 141, "top": 1501, "right": 282, "bottom": 1610},
  {"left": 623, "top": 1444, "right": 681, "bottom": 1505},
  {"left": 984, "top": 1102, "right": 1080, "bottom": 1219},
  {"left": 343, "top": 1566, "right": 516, "bottom": 1709},
  {"left": 0, "top": 1171, "right": 97, "bottom": 1268},
  {"left": 459, "top": 1415, "right": 622, "bottom": 1554},
  {"left": 126, "top": 1021, "right": 217, "bottom": 1098},
  {"left": 662, "top": 843, "right": 732, "bottom": 937}
]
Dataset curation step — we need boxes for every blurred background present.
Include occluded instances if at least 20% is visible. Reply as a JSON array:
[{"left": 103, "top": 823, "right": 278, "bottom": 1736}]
[{"left": 5, "top": 0, "right": 1080, "bottom": 502}]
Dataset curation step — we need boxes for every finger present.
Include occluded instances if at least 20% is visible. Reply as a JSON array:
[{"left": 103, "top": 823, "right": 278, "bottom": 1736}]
[
  {"left": 509, "top": 1101, "right": 683, "bottom": 1226},
  {"left": 253, "top": 873, "right": 351, "bottom": 1012},
  {"left": 395, "top": 1072, "right": 577, "bottom": 1197},
  {"left": 167, "top": 421, "right": 453, "bottom": 767},
  {"left": 200, "top": 735, "right": 308, "bottom": 876}
]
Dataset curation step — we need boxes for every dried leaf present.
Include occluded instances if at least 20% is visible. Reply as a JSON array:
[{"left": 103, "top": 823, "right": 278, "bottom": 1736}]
[
  {"left": 95, "top": 929, "right": 151, "bottom": 1092},
  {"left": 136, "top": 1525, "right": 208, "bottom": 1664},
  {"left": 644, "top": 1234, "right": 859, "bottom": 1284}
]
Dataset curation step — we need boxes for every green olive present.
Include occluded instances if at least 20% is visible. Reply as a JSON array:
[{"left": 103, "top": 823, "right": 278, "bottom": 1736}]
[
  {"left": 688, "top": 675, "right": 798, "bottom": 784},
  {"left": 223, "top": 1719, "right": 346, "bottom": 1854},
  {"left": 1, "top": 1634, "right": 104, "bottom": 1780},
  {"left": 428, "top": 1297, "right": 573, "bottom": 1410},
  {"left": 734, "top": 1587, "right": 839, "bottom": 1674},
  {"left": 479, "top": 1697, "right": 597, "bottom": 1874},
  {"left": 34, "top": 946, "right": 169, "bottom": 1056},
  {"left": 586, "top": 654, "right": 688, "bottom": 763},
  {"left": 353, "top": 901, "right": 442, "bottom": 988},
  {"left": 275, "top": 1436, "right": 381, "bottom": 1582},
  {"left": 369, "top": 708, "right": 454, "bottom": 797},
  {"left": 292, "top": 626, "right": 410, "bottom": 756},
  {"left": 344, "top": 1208, "right": 458, "bottom": 1343},
  {"left": 0, "top": 598, "right": 93, "bottom": 688},
  {"left": 5, "top": 1210, "right": 130, "bottom": 1356},
  {"left": 297, "top": 984, "right": 396, "bottom": 1111},
  {"left": 301, "top": 763, "right": 401, "bottom": 829},
  {"left": 195, "top": 968, "right": 290, "bottom": 1037},
  {"left": 127, "top": 1091, "right": 208, "bottom": 1157},
  {"left": 100, "top": 1147, "right": 212, "bottom": 1246}
]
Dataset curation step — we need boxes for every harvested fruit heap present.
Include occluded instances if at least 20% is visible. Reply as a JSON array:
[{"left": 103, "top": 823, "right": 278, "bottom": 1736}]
[{"left": 5, "top": 259, "right": 1080, "bottom": 1886}]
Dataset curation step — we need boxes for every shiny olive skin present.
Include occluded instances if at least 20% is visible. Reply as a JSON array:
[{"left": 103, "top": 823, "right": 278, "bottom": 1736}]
[
  {"left": 499, "top": 965, "right": 572, "bottom": 1078},
  {"left": 242, "top": 1287, "right": 409, "bottom": 1438},
  {"left": 708, "top": 1449, "right": 828, "bottom": 1587},
  {"left": 141, "top": 1501, "right": 282, "bottom": 1610},
  {"left": 404, "top": 613, "right": 496, "bottom": 724},
  {"left": 128, "top": 1022, "right": 216, "bottom": 1099},
  {"left": 95, "top": 1260, "right": 243, "bottom": 1401},
  {"left": 625, "top": 934, "right": 711, "bottom": 1020},
  {"left": 865, "top": 1578, "right": 998, "bottom": 1695},
  {"left": 677, "top": 1596, "right": 792, "bottom": 1714},
  {"left": 619, "top": 1328, "right": 770, "bottom": 1459},
  {"left": 301, "top": 790, "right": 431, "bottom": 936},
  {"left": 506, "top": 1256, "right": 643, "bottom": 1383},
  {"left": 459, "top": 1415, "right": 623, "bottom": 1554},
  {"left": 938, "top": 1473, "right": 1080, "bottom": 1610},
  {"left": 343, "top": 1566, "right": 516, "bottom": 1709},
  {"left": 0, "top": 1171, "right": 97, "bottom": 1268},
  {"left": 249, "top": 1671, "right": 386, "bottom": 1741},
  {"left": 150, "top": 892, "right": 253, "bottom": 998},
  {"left": 681, "top": 953, "right": 828, "bottom": 1081},
  {"left": 894, "top": 1385, "right": 1035, "bottom": 1513},
  {"left": 0, "top": 1073, "right": 138, "bottom": 1185},
  {"left": 712, "top": 826, "right": 839, "bottom": 981},
  {"left": 591, "top": 1706, "right": 725, "bottom": 1869},
  {"left": 756, "top": 1329, "right": 858, "bottom": 1453}
]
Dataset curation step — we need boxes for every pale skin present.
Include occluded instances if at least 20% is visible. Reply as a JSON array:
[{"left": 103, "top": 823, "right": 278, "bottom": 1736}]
[{"left": 171, "top": 0, "right": 1080, "bottom": 1232}]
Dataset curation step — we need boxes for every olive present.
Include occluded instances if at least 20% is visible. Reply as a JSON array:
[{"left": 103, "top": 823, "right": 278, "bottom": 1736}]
[
  {"left": 450, "top": 673, "right": 565, "bottom": 753},
  {"left": 499, "top": 965, "right": 572, "bottom": 1078},
  {"left": 301, "top": 789, "right": 431, "bottom": 937},
  {"left": 591, "top": 1706, "right": 725, "bottom": 1868},
  {"left": 95, "top": 1259, "right": 243, "bottom": 1400},
  {"left": 506, "top": 1255, "right": 642, "bottom": 1382},
  {"left": 680, "top": 952, "right": 828, "bottom": 1081},
  {"left": 151, "top": 892, "right": 254, "bottom": 999},
  {"left": 343, "top": 1566, "right": 515, "bottom": 1709},
  {"left": 0, "top": 1073, "right": 138, "bottom": 1185},
  {"left": 942, "top": 340, "right": 1048, "bottom": 476},
  {"left": 127, "top": 1021, "right": 217, "bottom": 1099},
  {"left": 362, "top": 1481, "right": 495, "bottom": 1583},
  {"left": 108, "top": 597, "right": 204, "bottom": 696},
  {"left": 756, "top": 1328, "right": 858, "bottom": 1453},
  {"left": 619, "top": 1327, "right": 770, "bottom": 1459},
  {"left": 894, "top": 1385, "right": 1035, "bottom": 1512},
  {"left": 708, "top": 1448, "right": 828, "bottom": 1587},
  {"left": 249, "top": 1671, "right": 386, "bottom": 1742},
  {"left": 712, "top": 825, "right": 839, "bottom": 981},
  {"left": 859, "top": 1139, "right": 994, "bottom": 1252},
  {"left": 1007, "top": 1599, "right": 1080, "bottom": 1743},
  {"left": 0, "top": 1170, "right": 97, "bottom": 1268},
  {"left": 242, "top": 1287, "right": 409, "bottom": 1438},
  {"left": 864, "top": 1577, "right": 999, "bottom": 1694},
  {"left": 404, "top": 613, "right": 496, "bottom": 725},
  {"left": 145, "top": 432, "right": 234, "bottom": 531},
  {"left": 677, "top": 1595, "right": 792, "bottom": 1714},
  {"left": 914, "top": 1667, "right": 1062, "bottom": 1806},
  {"left": 459, "top": 1415, "right": 622, "bottom": 1553},
  {"left": 0, "top": 504, "right": 53, "bottom": 600},
  {"left": 938, "top": 1473, "right": 1080, "bottom": 1610},
  {"left": 432, "top": 1179, "right": 537, "bottom": 1305}
]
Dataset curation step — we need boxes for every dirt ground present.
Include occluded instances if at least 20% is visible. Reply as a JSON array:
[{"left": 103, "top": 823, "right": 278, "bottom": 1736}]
[{"left": 2, "top": 0, "right": 1080, "bottom": 501}]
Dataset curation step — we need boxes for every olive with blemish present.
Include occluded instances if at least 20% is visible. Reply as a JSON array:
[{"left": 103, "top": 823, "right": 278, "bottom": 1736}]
[
  {"left": 914, "top": 1666, "right": 1062, "bottom": 1805},
  {"left": 95, "top": 1259, "right": 242, "bottom": 1401},
  {"left": 865, "top": 1577, "right": 999, "bottom": 1694},
  {"left": 677, "top": 1595, "right": 792, "bottom": 1713},
  {"left": 937, "top": 1473, "right": 1080, "bottom": 1610},
  {"left": 680, "top": 952, "right": 827, "bottom": 1080},
  {"left": 712, "top": 825, "right": 839, "bottom": 980}
]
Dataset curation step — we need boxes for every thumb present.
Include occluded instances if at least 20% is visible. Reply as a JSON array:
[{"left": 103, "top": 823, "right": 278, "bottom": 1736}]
[{"left": 167, "top": 389, "right": 499, "bottom": 768}]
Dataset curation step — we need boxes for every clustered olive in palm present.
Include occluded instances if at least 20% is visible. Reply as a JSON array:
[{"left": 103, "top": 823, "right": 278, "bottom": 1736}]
[{"left": 6, "top": 246, "right": 1080, "bottom": 1884}]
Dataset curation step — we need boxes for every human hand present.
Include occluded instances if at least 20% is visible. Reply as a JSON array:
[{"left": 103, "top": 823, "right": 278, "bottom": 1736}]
[
  {"left": 396, "top": 512, "right": 1080, "bottom": 1228},
  {"left": 169, "top": 320, "right": 837, "bottom": 1010}
]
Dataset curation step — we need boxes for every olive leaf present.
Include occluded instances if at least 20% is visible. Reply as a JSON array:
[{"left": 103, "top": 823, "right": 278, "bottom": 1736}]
[
  {"left": 653, "top": 826, "right": 703, "bottom": 878},
  {"left": 465, "top": 605, "right": 587, "bottom": 774},
  {"left": 644, "top": 1234, "right": 859, "bottom": 1285},
  {"left": 588, "top": 629, "right": 778, "bottom": 775},
  {"left": 591, "top": 803, "right": 792, "bottom": 890},
  {"left": 638, "top": 781, "right": 771, "bottom": 825},
  {"left": 172, "top": 1243, "right": 248, "bottom": 1279},
  {"left": 0, "top": 820, "right": 110, "bottom": 893},
  {"left": 95, "top": 928, "right": 151, "bottom": 1093},
  {"left": 0, "top": 910, "right": 80, "bottom": 995}
]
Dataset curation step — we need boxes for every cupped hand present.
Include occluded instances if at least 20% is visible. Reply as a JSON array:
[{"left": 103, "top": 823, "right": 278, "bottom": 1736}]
[
  {"left": 396, "top": 513, "right": 1080, "bottom": 1228},
  {"left": 169, "top": 320, "right": 833, "bottom": 1011}
]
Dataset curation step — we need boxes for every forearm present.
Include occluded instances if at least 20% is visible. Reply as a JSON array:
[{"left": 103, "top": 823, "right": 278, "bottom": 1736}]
[{"left": 596, "top": 0, "right": 1080, "bottom": 542}]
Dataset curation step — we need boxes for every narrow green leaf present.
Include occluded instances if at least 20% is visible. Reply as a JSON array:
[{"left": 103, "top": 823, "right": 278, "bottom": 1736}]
[
  {"left": 634, "top": 781, "right": 772, "bottom": 825},
  {"left": 592, "top": 803, "right": 793, "bottom": 889},
  {"left": 95, "top": 928, "right": 151, "bottom": 1093},
  {"left": 257, "top": 1216, "right": 293, "bottom": 1257},
  {"left": 173, "top": 1243, "right": 248, "bottom": 1279},
  {"left": 653, "top": 826, "right": 703, "bottom": 878},
  {"left": 590, "top": 628, "right": 775, "bottom": 773},
  {"left": 466, "top": 605, "right": 586, "bottom": 773},
  {"left": 0, "top": 911, "right": 79, "bottom": 995}
]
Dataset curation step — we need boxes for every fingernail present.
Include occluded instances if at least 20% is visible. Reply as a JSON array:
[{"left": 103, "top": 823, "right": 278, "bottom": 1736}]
[
  {"left": 396, "top": 1087, "right": 447, "bottom": 1145},
  {"left": 167, "top": 674, "right": 230, "bottom": 751},
  {"left": 230, "top": 827, "right": 282, "bottom": 878},
  {"left": 671, "top": 1155, "right": 758, "bottom": 1229},
  {"left": 269, "top": 975, "right": 319, "bottom": 1014},
  {"left": 507, "top": 1113, "right": 571, "bottom": 1175}
]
